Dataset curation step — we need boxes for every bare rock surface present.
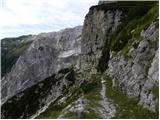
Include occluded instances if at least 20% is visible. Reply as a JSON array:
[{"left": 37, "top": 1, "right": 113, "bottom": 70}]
[{"left": 2, "top": 26, "right": 82, "bottom": 103}]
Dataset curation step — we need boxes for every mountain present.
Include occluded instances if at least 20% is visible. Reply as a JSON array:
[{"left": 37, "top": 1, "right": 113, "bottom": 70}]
[
  {"left": 1, "top": 35, "right": 33, "bottom": 77},
  {"left": 1, "top": 1, "right": 159, "bottom": 119},
  {"left": 1, "top": 26, "right": 82, "bottom": 103}
]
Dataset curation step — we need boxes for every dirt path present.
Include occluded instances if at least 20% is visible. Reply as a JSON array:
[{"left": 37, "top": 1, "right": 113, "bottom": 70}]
[{"left": 96, "top": 76, "right": 116, "bottom": 118}]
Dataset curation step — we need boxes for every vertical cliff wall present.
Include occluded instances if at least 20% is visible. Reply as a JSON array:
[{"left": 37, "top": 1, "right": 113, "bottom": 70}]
[
  {"left": 80, "top": 2, "right": 122, "bottom": 73},
  {"left": 1, "top": 1, "right": 159, "bottom": 119},
  {"left": 80, "top": 1, "right": 158, "bottom": 113}
]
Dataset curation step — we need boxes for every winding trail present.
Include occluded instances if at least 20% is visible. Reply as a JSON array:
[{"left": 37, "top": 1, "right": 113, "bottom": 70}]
[{"left": 97, "top": 76, "right": 116, "bottom": 119}]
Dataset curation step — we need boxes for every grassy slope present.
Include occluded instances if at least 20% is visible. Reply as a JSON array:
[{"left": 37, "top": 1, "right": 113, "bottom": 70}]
[
  {"left": 97, "top": 1, "right": 158, "bottom": 72},
  {"left": 102, "top": 3, "right": 159, "bottom": 118},
  {"left": 1, "top": 74, "right": 56, "bottom": 119},
  {"left": 37, "top": 75, "right": 102, "bottom": 119},
  {"left": 38, "top": 73, "right": 158, "bottom": 119},
  {"left": 1, "top": 68, "right": 76, "bottom": 119},
  {"left": 103, "top": 75, "right": 159, "bottom": 119},
  {"left": 1, "top": 38, "right": 32, "bottom": 77}
]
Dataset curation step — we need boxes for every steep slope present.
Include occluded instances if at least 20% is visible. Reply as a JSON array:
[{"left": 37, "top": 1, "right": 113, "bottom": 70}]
[
  {"left": 79, "top": 1, "right": 159, "bottom": 118},
  {"left": 1, "top": 35, "right": 34, "bottom": 77},
  {"left": 1, "top": 67, "right": 77, "bottom": 119},
  {"left": 1, "top": 1, "right": 159, "bottom": 119},
  {"left": 37, "top": 1, "right": 158, "bottom": 119},
  {"left": 1, "top": 26, "right": 82, "bottom": 103}
]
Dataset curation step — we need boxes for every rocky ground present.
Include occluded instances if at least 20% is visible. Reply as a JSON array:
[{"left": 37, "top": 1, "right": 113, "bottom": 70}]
[{"left": 1, "top": 1, "right": 159, "bottom": 119}]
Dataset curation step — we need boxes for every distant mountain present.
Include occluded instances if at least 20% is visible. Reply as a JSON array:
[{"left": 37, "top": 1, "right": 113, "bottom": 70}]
[
  {"left": 1, "top": 35, "right": 33, "bottom": 77},
  {"left": 1, "top": 26, "right": 82, "bottom": 103},
  {"left": 1, "top": 1, "right": 159, "bottom": 119}
]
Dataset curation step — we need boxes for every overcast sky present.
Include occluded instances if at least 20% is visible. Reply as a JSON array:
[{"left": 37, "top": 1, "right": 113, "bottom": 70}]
[{"left": 0, "top": 0, "right": 98, "bottom": 39}]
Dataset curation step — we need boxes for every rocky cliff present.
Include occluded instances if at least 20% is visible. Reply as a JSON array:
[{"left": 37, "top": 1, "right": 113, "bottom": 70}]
[
  {"left": 1, "top": 35, "right": 34, "bottom": 77},
  {"left": 1, "top": 26, "right": 82, "bottom": 103},
  {"left": 81, "top": 0, "right": 159, "bottom": 111},
  {"left": 1, "top": 1, "right": 159, "bottom": 119}
]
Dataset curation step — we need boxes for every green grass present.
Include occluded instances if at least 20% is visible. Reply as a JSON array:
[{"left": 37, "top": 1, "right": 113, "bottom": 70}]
[
  {"left": 2, "top": 68, "right": 76, "bottom": 119},
  {"left": 79, "top": 108, "right": 100, "bottom": 119},
  {"left": 96, "top": 2, "right": 158, "bottom": 73},
  {"left": 38, "top": 74, "right": 159, "bottom": 119},
  {"left": 91, "top": 1, "right": 156, "bottom": 16},
  {"left": 37, "top": 82, "right": 83, "bottom": 118},
  {"left": 64, "top": 112, "right": 78, "bottom": 118},
  {"left": 36, "top": 101, "right": 64, "bottom": 119},
  {"left": 82, "top": 75, "right": 102, "bottom": 101},
  {"left": 9, "top": 43, "right": 29, "bottom": 56},
  {"left": 63, "top": 75, "right": 102, "bottom": 119},
  {"left": 144, "top": 60, "right": 152, "bottom": 74},
  {"left": 37, "top": 74, "right": 102, "bottom": 119},
  {"left": 151, "top": 85, "right": 159, "bottom": 98},
  {"left": 149, "top": 35, "right": 159, "bottom": 51},
  {"left": 1, "top": 41, "right": 32, "bottom": 77},
  {"left": 111, "top": 3, "right": 158, "bottom": 53},
  {"left": 1, "top": 74, "right": 56, "bottom": 119},
  {"left": 103, "top": 75, "right": 159, "bottom": 119},
  {"left": 151, "top": 85, "right": 159, "bottom": 113}
]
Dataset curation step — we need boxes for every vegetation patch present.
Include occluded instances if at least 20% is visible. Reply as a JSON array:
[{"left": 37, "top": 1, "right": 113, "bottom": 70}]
[
  {"left": 1, "top": 73, "right": 56, "bottom": 119},
  {"left": 1, "top": 68, "right": 75, "bottom": 119},
  {"left": 103, "top": 75, "right": 159, "bottom": 119},
  {"left": 96, "top": 1, "right": 158, "bottom": 73},
  {"left": 111, "top": 3, "right": 158, "bottom": 53},
  {"left": 82, "top": 74, "right": 102, "bottom": 101},
  {"left": 37, "top": 80, "right": 83, "bottom": 118},
  {"left": 79, "top": 108, "right": 100, "bottom": 119},
  {"left": 1, "top": 41, "right": 32, "bottom": 77},
  {"left": 37, "top": 74, "right": 102, "bottom": 119},
  {"left": 63, "top": 111, "right": 78, "bottom": 118},
  {"left": 91, "top": 1, "right": 156, "bottom": 16},
  {"left": 151, "top": 85, "right": 159, "bottom": 98},
  {"left": 97, "top": 39, "right": 110, "bottom": 73},
  {"left": 149, "top": 36, "right": 159, "bottom": 50},
  {"left": 144, "top": 60, "right": 152, "bottom": 74}
]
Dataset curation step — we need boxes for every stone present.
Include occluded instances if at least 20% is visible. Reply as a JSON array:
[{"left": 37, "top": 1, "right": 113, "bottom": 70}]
[{"left": 1, "top": 26, "right": 82, "bottom": 103}]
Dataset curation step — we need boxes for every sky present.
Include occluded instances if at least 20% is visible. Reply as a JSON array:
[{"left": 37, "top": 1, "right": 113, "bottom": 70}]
[{"left": 0, "top": 0, "right": 98, "bottom": 39}]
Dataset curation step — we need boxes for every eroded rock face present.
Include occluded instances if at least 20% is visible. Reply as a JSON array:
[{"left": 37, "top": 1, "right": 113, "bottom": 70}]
[
  {"left": 1, "top": 1, "right": 159, "bottom": 119},
  {"left": 1, "top": 68, "right": 76, "bottom": 119},
  {"left": 1, "top": 26, "right": 82, "bottom": 103},
  {"left": 80, "top": 1, "right": 158, "bottom": 113},
  {"left": 1, "top": 35, "right": 35, "bottom": 77},
  {"left": 107, "top": 21, "right": 159, "bottom": 112},
  {"left": 139, "top": 50, "right": 159, "bottom": 112},
  {"left": 58, "top": 98, "right": 89, "bottom": 119},
  {"left": 80, "top": 6, "right": 122, "bottom": 73}
]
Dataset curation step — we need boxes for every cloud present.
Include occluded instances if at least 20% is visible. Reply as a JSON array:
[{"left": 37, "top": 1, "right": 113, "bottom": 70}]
[{"left": 0, "top": 0, "right": 98, "bottom": 38}]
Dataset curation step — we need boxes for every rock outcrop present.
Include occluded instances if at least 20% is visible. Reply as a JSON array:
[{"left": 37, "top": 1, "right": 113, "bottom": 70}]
[
  {"left": 80, "top": 4, "right": 122, "bottom": 73},
  {"left": 1, "top": 26, "right": 82, "bottom": 103},
  {"left": 80, "top": 1, "right": 158, "bottom": 113},
  {"left": 107, "top": 22, "right": 159, "bottom": 112},
  {"left": 1, "top": 1, "right": 159, "bottom": 119},
  {"left": 1, "top": 35, "right": 34, "bottom": 77},
  {"left": 1, "top": 67, "right": 77, "bottom": 119}
]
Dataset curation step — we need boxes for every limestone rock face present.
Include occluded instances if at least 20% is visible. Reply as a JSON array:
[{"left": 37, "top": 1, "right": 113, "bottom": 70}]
[
  {"left": 107, "top": 21, "right": 159, "bottom": 112},
  {"left": 80, "top": 5, "right": 122, "bottom": 73},
  {"left": 1, "top": 1, "right": 159, "bottom": 119},
  {"left": 1, "top": 35, "right": 35, "bottom": 77},
  {"left": 80, "top": 1, "right": 158, "bottom": 113},
  {"left": 1, "top": 26, "right": 82, "bottom": 103},
  {"left": 1, "top": 68, "right": 76, "bottom": 119}
]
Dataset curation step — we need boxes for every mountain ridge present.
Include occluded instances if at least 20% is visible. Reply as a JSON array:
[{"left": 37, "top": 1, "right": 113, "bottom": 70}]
[{"left": 1, "top": 1, "right": 159, "bottom": 119}]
